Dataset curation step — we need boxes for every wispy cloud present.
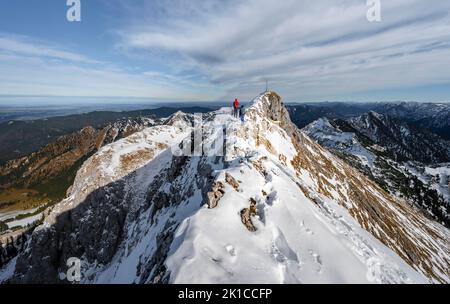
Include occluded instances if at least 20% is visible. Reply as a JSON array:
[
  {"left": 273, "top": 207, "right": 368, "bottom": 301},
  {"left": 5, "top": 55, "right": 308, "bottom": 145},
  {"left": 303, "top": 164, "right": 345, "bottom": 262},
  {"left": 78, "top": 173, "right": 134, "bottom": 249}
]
[
  {"left": 1, "top": 1, "right": 450, "bottom": 102},
  {"left": 117, "top": 0, "right": 450, "bottom": 101},
  {"left": 0, "top": 34, "right": 95, "bottom": 63},
  {"left": 0, "top": 33, "right": 218, "bottom": 101}
]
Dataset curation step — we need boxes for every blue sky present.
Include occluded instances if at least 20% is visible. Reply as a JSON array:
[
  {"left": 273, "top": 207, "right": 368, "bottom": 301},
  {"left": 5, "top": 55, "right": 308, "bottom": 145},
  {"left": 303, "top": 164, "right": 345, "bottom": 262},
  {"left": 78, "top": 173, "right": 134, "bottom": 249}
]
[{"left": 1, "top": 0, "right": 450, "bottom": 103}]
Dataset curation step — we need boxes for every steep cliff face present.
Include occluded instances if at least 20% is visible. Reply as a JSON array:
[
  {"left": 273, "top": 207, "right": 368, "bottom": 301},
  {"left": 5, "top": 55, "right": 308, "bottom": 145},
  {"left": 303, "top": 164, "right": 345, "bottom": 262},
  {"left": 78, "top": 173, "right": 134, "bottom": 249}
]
[{"left": 1, "top": 92, "right": 449, "bottom": 284}]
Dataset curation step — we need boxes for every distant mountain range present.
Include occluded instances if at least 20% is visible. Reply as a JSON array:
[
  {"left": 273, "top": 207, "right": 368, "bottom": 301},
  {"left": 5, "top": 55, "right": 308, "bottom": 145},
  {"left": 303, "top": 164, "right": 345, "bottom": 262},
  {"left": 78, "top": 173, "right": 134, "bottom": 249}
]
[
  {"left": 0, "top": 107, "right": 214, "bottom": 165},
  {"left": 288, "top": 101, "right": 450, "bottom": 140},
  {"left": 303, "top": 112, "right": 450, "bottom": 227}
]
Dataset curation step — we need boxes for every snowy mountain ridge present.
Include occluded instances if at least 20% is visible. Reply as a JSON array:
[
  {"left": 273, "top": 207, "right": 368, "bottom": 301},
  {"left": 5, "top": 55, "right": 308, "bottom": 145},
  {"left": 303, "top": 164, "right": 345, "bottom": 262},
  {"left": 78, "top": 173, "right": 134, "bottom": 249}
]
[
  {"left": 304, "top": 115, "right": 450, "bottom": 227},
  {"left": 1, "top": 92, "right": 449, "bottom": 284}
]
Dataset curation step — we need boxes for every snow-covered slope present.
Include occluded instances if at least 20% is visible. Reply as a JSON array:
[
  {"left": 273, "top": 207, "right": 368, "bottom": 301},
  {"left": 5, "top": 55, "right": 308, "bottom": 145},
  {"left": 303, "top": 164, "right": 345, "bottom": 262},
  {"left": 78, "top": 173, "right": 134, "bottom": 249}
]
[
  {"left": 304, "top": 116, "right": 450, "bottom": 227},
  {"left": 348, "top": 111, "right": 450, "bottom": 164},
  {"left": 303, "top": 118, "right": 376, "bottom": 168},
  {"left": 1, "top": 92, "right": 449, "bottom": 284}
]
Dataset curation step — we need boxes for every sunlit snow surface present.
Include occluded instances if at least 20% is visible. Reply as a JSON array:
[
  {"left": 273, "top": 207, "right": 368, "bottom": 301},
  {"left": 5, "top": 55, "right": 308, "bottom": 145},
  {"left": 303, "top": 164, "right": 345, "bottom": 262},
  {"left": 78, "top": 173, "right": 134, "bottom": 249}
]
[
  {"left": 2, "top": 93, "right": 446, "bottom": 284},
  {"left": 303, "top": 118, "right": 376, "bottom": 168},
  {"left": 89, "top": 95, "right": 426, "bottom": 284}
]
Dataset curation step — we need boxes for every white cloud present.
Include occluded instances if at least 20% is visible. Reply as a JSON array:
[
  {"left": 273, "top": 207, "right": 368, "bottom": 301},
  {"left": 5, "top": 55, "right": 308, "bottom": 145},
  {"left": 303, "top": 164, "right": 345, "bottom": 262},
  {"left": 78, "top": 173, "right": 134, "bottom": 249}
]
[
  {"left": 117, "top": 0, "right": 450, "bottom": 101},
  {"left": 0, "top": 34, "right": 95, "bottom": 63},
  {"left": 2, "top": 1, "right": 450, "bottom": 102},
  {"left": 0, "top": 34, "right": 220, "bottom": 101}
]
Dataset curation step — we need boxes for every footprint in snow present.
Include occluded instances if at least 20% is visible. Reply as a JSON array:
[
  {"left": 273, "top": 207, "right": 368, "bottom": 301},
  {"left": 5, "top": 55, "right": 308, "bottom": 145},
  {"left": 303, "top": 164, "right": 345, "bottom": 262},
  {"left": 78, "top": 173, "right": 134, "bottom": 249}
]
[
  {"left": 263, "top": 183, "right": 275, "bottom": 195},
  {"left": 203, "top": 247, "right": 235, "bottom": 276},
  {"left": 271, "top": 229, "right": 303, "bottom": 283},
  {"left": 271, "top": 229, "right": 299, "bottom": 264},
  {"left": 256, "top": 203, "right": 266, "bottom": 225},
  {"left": 225, "top": 245, "right": 237, "bottom": 257},
  {"left": 299, "top": 220, "right": 314, "bottom": 235},
  {"left": 308, "top": 249, "right": 323, "bottom": 273},
  {"left": 203, "top": 247, "right": 223, "bottom": 263},
  {"left": 266, "top": 191, "right": 278, "bottom": 206}
]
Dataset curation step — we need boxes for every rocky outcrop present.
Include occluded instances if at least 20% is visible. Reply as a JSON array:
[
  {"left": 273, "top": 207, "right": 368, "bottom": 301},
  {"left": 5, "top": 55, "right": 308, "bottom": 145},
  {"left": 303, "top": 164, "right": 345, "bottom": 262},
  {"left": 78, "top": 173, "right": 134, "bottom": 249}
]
[
  {"left": 254, "top": 91, "right": 297, "bottom": 137},
  {"left": 9, "top": 178, "right": 128, "bottom": 283},
  {"left": 225, "top": 173, "right": 240, "bottom": 191},
  {"left": 1, "top": 114, "right": 194, "bottom": 283},
  {"left": 240, "top": 198, "right": 258, "bottom": 232},
  {"left": 163, "top": 112, "right": 195, "bottom": 130},
  {"left": 206, "top": 182, "right": 225, "bottom": 209}
]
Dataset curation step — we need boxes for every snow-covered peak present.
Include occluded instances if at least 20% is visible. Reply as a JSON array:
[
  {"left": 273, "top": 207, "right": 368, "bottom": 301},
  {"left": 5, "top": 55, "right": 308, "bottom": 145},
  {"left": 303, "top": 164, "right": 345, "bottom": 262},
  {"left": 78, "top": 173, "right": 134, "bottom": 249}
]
[
  {"left": 2, "top": 91, "right": 449, "bottom": 284},
  {"left": 249, "top": 91, "right": 291, "bottom": 124},
  {"left": 303, "top": 117, "right": 334, "bottom": 133},
  {"left": 163, "top": 111, "right": 194, "bottom": 129}
]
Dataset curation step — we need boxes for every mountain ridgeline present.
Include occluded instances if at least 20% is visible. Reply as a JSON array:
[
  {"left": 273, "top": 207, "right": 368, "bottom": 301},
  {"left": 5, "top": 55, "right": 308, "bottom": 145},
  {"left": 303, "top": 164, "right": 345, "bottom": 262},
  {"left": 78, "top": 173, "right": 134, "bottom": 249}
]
[
  {"left": 0, "top": 106, "right": 214, "bottom": 165},
  {"left": 304, "top": 112, "right": 450, "bottom": 227},
  {"left": 288, "top": 101, "right": 450, "bottom": 140},
  {"left": 0, "top": 107, "right": 213, "bottom": 226},
  {"left": 1, "top": 92, "right": 449, "bottom": 284},
  {"left": 347, "top": 111, "right": 450, "bottom": 164}
]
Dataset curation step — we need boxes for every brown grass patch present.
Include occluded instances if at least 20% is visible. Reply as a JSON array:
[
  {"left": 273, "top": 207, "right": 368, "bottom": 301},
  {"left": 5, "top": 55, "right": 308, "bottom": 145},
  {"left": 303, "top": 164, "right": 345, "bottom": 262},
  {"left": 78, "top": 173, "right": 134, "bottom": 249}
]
[{"left": 120, "top": 148, "right": 155, "bottom": 172}]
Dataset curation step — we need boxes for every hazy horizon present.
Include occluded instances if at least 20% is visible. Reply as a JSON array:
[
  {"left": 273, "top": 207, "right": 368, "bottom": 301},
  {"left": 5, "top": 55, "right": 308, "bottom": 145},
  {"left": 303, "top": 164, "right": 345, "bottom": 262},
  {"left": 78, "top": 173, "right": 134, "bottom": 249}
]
[{"left": 0, "top": 94, "right": 449, "bottom": 108}]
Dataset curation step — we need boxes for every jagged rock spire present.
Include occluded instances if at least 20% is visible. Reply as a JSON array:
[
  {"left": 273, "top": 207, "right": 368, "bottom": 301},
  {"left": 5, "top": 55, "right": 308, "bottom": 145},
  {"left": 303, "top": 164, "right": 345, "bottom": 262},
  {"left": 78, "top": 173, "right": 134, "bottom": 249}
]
[{"left": 251, "top": 91, "right": 296, "bottom": 136}]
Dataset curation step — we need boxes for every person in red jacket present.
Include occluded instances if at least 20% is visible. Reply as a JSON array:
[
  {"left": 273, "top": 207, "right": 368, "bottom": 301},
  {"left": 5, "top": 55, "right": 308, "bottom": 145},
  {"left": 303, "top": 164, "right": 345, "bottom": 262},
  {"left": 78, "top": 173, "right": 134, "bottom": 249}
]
[{"left": 233, "top": 98, "right": 239, "bottom": 118}]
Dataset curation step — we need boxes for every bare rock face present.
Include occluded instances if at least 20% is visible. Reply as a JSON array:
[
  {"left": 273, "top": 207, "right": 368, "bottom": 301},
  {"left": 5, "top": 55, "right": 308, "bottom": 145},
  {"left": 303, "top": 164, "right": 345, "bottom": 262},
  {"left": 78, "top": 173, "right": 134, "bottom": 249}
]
[
  {"left": 9, "top": 179, "right": 128, "bottom": 284},
  {"left": 256, "top": 91, "right": 296, "bottom": 135},
  {"left": 225, "top": 173, "right": 240, "bottom": 191},
  {"left": 206, "top": 182, "right": 225, "bottom": 209},
  {"left": 240, "top": 198, "right": 258, "bottom": 232}
]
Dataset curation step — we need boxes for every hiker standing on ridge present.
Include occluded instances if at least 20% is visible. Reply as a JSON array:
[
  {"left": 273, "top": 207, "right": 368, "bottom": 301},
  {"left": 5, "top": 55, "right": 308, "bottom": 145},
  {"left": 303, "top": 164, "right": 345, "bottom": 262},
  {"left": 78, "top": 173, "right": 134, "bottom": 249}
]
[
  {"left": 233, "top": 98, "right": 239, "bottom": 118},
  {"left": 239, "top": 105, "right": 245, "bottom": 123}
]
